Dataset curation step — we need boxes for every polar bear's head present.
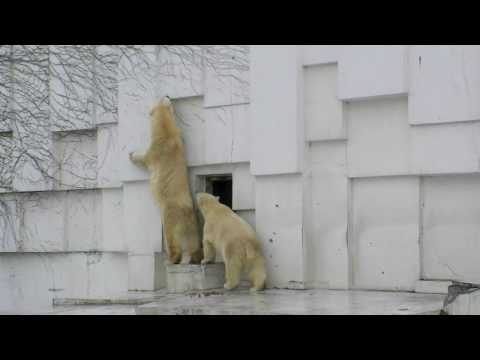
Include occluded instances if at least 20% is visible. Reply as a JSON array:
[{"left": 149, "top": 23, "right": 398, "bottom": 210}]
[
  {"left": 149, "top": 97, "right": 180, "bottom": 139},
  {"left": 196, "top": 193, "right": 221, "bottom": 213}
]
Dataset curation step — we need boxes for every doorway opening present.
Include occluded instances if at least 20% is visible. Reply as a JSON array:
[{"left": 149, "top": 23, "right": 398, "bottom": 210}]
[{"left": 205, "top": 175, "right": 232, "bottom": 209}]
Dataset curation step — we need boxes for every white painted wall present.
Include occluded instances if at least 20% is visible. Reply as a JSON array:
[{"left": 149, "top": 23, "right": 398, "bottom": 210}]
[
  {"left": 2, "top": 45, "right": 480, "bottom": 312},
  {"left": 301, "top": 45, "right": 480, "bottom": 291},
  {"left": 409, "top": 46, "right": 480, "bottom": 125},
  {"left": 305, "top": 141, "right": 349, "bottom": 289},
  {"left": 351, "top": 176, "right": 421, "bottom": 291},
  {"left": 250, "top": 45, "right": 304, "bottom": 176},
  {"left": 422, "top": 174, "right": 480, "bottom": 283}
]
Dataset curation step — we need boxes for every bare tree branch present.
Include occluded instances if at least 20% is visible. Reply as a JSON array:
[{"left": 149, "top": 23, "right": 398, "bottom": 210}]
[{"left": 0, "top": 44, "right": 249, "bottom": 247}]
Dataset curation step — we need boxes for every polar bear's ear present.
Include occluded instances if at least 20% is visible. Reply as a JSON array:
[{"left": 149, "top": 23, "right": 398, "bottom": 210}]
[{"left": 215, "top": 196, "right": 220, "bottom": 201}]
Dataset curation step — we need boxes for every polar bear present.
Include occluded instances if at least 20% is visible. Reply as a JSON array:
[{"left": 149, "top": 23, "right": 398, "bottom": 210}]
[
  {"left": 196, "top": 192, "right": 267, "bottom": 292},
  {"left": 129, "top": 97, "right": 202, "bottom": 265}
]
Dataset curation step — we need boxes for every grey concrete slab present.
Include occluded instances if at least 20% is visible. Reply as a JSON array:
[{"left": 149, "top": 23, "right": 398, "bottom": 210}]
[
  {"left": 135, "top": 289, "right": 445, "bottom": 315},
  {"left": 2, "top": 289, "right": 446, "bottom": 315}
]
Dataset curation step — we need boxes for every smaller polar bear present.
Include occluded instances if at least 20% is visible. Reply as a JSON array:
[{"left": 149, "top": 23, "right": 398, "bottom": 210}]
[
  {"left": 129, "top": 97, "right": 202, "bottom": 265},
  {"left": 196, "top": 192, "right": 267, "bottom": 292}
]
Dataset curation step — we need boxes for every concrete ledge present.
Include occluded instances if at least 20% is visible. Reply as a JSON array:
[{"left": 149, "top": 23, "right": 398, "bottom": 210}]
[
  {"left": 415, "top": 280, "right": 452, "bottom": 295},
  {"left": 53, "top": 290, "right": 169, "bottom": 306},
  {"left": 166, "top": 263, "right": 225, "bottom": 294},
  {"left": 135, "top": 289, "right": 445, "bottom": 315},
  {"left": 446, "top": 289, "right": 480, "bottom": 315}
]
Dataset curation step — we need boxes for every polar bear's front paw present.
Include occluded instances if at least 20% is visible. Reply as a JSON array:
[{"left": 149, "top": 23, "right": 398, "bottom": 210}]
[
  {"left": 130, "top": 151, "right": 146, "bottom": 167},
  {"left": 201, "top": 259, "right": 211, "bottom": 265},
  {"left": 161, "top": 96, "right": 171, "bottom": 106},
  {"left": 224, "top": 283, "right": 237, "bottom": 291},
  {"left": 180, "top": 256, "right": 191, "bottom": 265}
]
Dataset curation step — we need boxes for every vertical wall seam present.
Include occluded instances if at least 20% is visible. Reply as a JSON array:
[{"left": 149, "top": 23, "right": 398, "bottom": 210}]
[
  {"left": 418, "top": 176, "right": 425, "bottom": 280},
  {"left": 346, "top": 178, "right": 354, "bottom": 290}
]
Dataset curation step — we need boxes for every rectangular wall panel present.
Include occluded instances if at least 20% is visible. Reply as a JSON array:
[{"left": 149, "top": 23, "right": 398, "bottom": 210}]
[
  {"left": 251, "top": 45, "right": 304, "bottom": 175},
  {"left": 255, "top": 174, "right": 305, "bottom": 288},
  {"left": 302, "top": 45, "right": 345, "bottom": 66},
  {"left": 306, "top": 141, "right": 349, "bottom": 289},
  {"left": 338, "top": 45, "right": 408, "bottom": 100},
  {"left": 409, "top": 45, "right": 480, "bottom": 125},
  {"left": 351, "top": 176, "right": 420, "bottom": 291},
  {"left": 304, "top": 64, "right": 345, "bottom": 141},
  {"left": 347, "top": 97, "right": 410, "bottom": 177},
  {"left": 422, "top": 174, "right": 480, "bottom": 283}
]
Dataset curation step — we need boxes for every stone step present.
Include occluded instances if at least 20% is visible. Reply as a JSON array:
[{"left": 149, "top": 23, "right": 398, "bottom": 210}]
[
  {"left": 51, "top": 263, "right": 229, "bottom": 307},
  {"left": 166, "top": 263, "right": 225, "bottom": 294}
]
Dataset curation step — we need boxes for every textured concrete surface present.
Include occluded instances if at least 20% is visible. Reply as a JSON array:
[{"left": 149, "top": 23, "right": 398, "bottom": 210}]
[
  {"left": 415, "top": 280, "right": 452, "bottom": 295},
  {"left": 136, "top": 289, "right": 445, "bottom": 315},
  {"left": 445, "top": 288, "right": 480, "bottom": 315},
  {"left": 53, "top": 289, "right": 170, "bottom": 306},
  {"left": 1, "top": 289, "right": 446, "bottom": 315},
  {"left": 45, "top": 305, "right": 137, "bottom": 315},
  {"left": 0, "top": 290, "right": 168, "bottom": 315}
]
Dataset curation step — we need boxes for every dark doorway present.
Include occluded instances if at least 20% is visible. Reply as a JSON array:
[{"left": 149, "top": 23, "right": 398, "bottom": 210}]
[{"left": 205, "top": 175, "right": 232, "bottom": 209}]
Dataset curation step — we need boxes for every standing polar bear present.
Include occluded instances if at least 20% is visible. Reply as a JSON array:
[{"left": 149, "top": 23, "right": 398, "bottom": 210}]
[
  {"left": 196, "top": 193, "right": 267, "bottom": 292},
  {"left": 129, "top": 97, "right": 203, "bottom": 265}
]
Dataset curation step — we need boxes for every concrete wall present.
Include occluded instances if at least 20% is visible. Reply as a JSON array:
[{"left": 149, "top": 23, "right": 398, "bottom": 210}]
[
  {"left": 1, "top": 45, "right": 480, "bottom": 311},
  {"left": 0, "top": 45, "right": 254, "bottom": 311},
  {"left": 300, "top": 45, "right": 480, "bottom": 291}
]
